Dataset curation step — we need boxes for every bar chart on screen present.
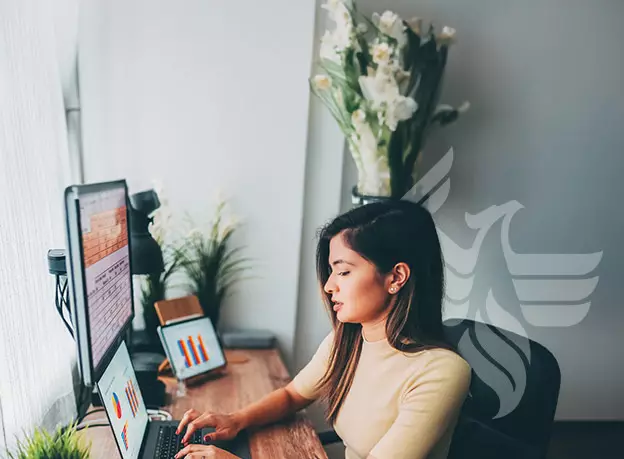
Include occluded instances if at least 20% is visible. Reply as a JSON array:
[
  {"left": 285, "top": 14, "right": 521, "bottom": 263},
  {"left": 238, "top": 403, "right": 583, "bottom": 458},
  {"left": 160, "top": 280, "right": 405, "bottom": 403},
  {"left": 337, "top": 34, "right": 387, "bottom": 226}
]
[
  {"left": 120, "top": 421, "right": 129, "bottom": 450},
  {"left": 125, "top": 379, "right": 139, "bottom": 417},
  {"left": 177, "top": 335, "right": 210, "bottom": 368}
]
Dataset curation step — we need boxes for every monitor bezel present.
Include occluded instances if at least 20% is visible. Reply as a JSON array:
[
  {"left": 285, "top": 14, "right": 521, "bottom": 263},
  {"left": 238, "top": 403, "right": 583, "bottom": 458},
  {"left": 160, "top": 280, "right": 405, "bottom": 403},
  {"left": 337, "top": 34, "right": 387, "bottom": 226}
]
[
  {"left": 157, "top": 315, "right": 228, "bottom": 381},
  {"left": 64, "top": 179, "right": 136, "bottom": 386}
]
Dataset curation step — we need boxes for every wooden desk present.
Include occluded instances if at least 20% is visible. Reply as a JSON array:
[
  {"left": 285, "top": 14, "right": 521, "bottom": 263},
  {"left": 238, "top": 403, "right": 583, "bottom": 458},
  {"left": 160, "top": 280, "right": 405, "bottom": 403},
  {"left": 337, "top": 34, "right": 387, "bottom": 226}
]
[{"left": 79, "top": 349, "right": 328, "bottom": 459}]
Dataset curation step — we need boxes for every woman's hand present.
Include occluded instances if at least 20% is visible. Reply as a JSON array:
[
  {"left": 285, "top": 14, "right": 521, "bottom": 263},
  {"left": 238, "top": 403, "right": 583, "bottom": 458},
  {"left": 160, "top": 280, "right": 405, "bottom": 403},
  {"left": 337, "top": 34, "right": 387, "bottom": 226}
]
[
  {"left": 176, "top": 409, "right": 246, "bottom": 444},
  {"left": 174, "top": 444, "right": 239, "bottom": 459}
]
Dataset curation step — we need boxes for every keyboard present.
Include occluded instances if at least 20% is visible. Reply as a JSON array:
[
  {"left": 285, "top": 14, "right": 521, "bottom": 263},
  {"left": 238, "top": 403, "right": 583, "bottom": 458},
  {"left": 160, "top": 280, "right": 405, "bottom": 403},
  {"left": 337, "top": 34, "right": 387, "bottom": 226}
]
[{"left": 153, "top": 424, "right": 204, "bottom": 458}]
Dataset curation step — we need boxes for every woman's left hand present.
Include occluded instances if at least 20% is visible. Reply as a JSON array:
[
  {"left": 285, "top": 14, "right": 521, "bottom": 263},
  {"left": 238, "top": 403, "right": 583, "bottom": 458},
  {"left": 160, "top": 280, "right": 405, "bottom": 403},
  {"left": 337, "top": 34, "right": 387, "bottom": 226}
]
[{"left": 174, "top": 444, "right": 239, "bottom": 459}]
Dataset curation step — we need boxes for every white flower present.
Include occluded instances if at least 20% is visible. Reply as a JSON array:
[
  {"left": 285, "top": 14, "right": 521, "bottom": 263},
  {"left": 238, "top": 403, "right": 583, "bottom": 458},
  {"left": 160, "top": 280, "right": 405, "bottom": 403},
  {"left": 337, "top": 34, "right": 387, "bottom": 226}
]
[
  {"left": 407, "top": 17, "right": 423, "bottom": 35},
  {"left": 378, "top": 11, "right": 399, "bottom": 32},
  {"left": 358, "top": 69, "right": 400, "bottom": 111},
  {"left": 320, "top": 31, "right": 341, "bottom": 63},
  {"left": 322, "top": 1, "right": 353, "bottom": 50},
  {"left": 393, "top": 97, "right": 418, "bottom": 120},
  {"left": 437, "top": 26, "right": 457, "bottom": 46},
  {"left": 351, "top": 109, "right": 367, "bottom": 125},
  {"left": 332, "top": 4, "right": 353, "bottom": 50},
  {"left": 372, "top": 42, "right": 392, "bottom": 65},
  {"left": 386, "top": 96, "right": 418, "bottom": 130},
  {"left": 313, "top": 74, "right": 332, "bottom": 90},
  {"left": 373, "top": 10, "right": 406, "bottom": 47},
  {"left": 321, "top": 0, "right": 344, "bottom": 14},
  {"left": 457, "top": 101, "right": 471, "bottom": 113},
  {"left": 359, "top": 63, "right": 418, "bottom": 131},
  {"left": 356, "top": 23, "right": 368, "bottom": 34}
]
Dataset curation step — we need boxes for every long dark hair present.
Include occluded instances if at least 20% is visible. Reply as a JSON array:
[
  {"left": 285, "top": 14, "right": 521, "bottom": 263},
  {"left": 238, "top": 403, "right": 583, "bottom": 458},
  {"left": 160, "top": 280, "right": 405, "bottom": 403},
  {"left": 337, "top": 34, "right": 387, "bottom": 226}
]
[{"left": 315, "top": 199, "right": 454, "bottom": 423}]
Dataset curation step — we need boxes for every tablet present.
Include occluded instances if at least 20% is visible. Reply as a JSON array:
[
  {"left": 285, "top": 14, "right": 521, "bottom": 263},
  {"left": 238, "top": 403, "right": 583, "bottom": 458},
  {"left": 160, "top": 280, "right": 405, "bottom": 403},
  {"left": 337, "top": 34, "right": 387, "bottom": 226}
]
[{"left": 157, "top": 316, "right": 227, "bottom": 381}]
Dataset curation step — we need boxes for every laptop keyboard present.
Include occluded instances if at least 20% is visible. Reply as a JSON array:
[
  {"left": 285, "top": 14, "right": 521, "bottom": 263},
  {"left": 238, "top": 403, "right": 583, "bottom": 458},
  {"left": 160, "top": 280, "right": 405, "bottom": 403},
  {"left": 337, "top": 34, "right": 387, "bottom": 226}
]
[{"left": 154, "top": 425, "right": 203, "bottom": 458}]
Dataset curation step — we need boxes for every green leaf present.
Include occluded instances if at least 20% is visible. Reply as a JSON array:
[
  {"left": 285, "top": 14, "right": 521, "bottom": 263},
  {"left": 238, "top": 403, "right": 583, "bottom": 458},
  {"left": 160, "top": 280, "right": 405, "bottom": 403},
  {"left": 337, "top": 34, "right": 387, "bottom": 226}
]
[{"left": 8, "top": 422, "right": 92, "bottom": 459}]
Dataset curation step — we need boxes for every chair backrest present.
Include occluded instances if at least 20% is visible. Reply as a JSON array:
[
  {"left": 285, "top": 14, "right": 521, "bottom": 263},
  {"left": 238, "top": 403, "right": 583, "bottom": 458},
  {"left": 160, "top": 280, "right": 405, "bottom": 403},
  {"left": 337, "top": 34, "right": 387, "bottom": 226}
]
[{"left": 443, "top": 318, "right": 561, "bottom": 457}]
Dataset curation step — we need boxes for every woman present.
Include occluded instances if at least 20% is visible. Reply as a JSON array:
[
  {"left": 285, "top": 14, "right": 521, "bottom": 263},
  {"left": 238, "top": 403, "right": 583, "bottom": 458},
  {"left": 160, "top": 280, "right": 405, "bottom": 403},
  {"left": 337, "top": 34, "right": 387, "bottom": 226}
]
[{"left": 175, "top": 200, "right": 471, "bottom": 459}]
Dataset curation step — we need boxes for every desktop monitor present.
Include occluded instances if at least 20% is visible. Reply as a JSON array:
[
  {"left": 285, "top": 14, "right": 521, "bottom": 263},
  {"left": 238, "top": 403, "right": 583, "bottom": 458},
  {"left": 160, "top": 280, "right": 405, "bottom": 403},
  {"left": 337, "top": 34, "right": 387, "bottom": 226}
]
[{"left": 64, "top": 179, "right": 135, "bottom": 387}]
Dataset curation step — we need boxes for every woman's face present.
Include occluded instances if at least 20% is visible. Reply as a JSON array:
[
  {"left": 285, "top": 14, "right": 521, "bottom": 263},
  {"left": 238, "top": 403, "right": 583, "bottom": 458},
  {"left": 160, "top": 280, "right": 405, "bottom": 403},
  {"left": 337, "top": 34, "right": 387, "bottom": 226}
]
[{"left": 323, "top": 233, "right": 392, "bottom": 324}]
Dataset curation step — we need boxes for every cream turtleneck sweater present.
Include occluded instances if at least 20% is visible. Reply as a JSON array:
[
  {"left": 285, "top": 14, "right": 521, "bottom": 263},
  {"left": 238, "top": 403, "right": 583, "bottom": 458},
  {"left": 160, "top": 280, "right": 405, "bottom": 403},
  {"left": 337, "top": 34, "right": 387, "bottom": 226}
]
[{"left": 292, "top": 331, "right": 471, "bottom": 459}]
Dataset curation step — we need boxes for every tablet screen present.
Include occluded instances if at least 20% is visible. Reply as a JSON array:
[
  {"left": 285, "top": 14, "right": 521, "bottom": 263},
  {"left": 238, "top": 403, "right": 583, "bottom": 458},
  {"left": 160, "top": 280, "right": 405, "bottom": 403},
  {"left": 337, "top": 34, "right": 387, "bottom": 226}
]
[{"left": 159, "top": 317, "right": 226, "bottom": 380}]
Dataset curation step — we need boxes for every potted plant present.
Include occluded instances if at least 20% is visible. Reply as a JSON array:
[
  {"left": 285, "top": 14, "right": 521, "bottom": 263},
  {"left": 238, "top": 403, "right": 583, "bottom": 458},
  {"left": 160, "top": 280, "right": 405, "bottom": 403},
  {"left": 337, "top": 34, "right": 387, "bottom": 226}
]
[
  {"left": 8, "top": 422, "right": 91, "bottom": 459},
  {"left": 310, "top": 0, "right": 469, "bottom": 203},
  {"left": 176, "top": 197, "right": 250, "bottom": 328}
]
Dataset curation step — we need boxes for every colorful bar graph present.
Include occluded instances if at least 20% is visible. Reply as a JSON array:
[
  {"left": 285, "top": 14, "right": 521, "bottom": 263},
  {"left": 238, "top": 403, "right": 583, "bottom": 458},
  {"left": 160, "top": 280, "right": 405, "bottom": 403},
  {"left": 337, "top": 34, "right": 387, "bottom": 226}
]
[
  {"left": 125, "top": 386, "right": 134, "bottom": 417},
  {"left": 178, "top": 339, "right": 192, "bottom": 368},
  {"left": 197, "top": 335, "right": 209, "bottom": 362},
  {"left": 188, "top": 336, "right": 200, "bottom": 365},
  {"left": 130, "top": 381, "right": 139, "bottom": 412},
  {"left": 125, "top": 379, "right": 139, "bottom": 417},
  {"left": 121, "top": 422, "right": 129, "bottom": 450}
]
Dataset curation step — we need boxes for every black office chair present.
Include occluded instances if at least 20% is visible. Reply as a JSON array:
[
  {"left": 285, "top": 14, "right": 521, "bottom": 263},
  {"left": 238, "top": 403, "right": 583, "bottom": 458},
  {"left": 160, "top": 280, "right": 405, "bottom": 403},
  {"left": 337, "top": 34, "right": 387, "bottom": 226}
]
[
  {"left": 317, "top": 319, "right": 561, "bottom": 459},
  {"left": 444, "top": 318, "right": 561, "bottom": 459}
]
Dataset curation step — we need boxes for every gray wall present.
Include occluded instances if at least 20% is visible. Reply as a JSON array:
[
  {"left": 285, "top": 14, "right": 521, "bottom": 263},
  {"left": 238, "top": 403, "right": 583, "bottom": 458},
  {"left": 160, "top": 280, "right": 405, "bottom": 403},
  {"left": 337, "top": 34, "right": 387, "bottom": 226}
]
[
  {"left": 78, "top": 0, "right": 317, "bottom": 366},
  {"left": 333, "top": 0, "right": 624, "bottom": 421}
]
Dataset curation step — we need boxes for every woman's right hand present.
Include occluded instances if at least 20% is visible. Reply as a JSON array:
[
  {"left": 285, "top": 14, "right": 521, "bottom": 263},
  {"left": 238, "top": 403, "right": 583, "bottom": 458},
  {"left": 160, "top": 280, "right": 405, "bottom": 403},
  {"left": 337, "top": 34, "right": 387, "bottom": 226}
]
[{"left": 176, "top": 409, "right": 246, "bottom": 444}]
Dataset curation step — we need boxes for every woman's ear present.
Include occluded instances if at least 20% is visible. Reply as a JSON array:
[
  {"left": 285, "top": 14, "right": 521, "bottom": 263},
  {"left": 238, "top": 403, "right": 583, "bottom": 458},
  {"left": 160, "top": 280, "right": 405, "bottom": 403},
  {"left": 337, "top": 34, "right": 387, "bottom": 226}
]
[{"left": 387, "top": 262, "right": 410, "bottom": 293}]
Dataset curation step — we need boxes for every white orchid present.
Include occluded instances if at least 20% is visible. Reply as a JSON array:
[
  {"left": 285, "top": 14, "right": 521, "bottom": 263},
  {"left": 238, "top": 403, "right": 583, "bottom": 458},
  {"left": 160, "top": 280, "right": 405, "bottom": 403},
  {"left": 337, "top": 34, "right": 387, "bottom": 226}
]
[
  {"left": 407, "top": 17, "right": 423, "bottom": 35},
  {"left": 320, "top": 31, "right": 341, "bottom": 63},
  {"left": 333, "top": 18, "right": 353, "bottom": 51},
  {"left": 351, "top": 109, "right": 367, "bottom": 125},
  {"left": 373, "top": 10, "right": 406, "bottom": 47},
  {"left": 437, "top": 26, "right": 457, "bottom": 46},
  {"left": 313, "top": 74, "right": 332, "bottom": 90},
  {"left": 457, "top": 101, "right": 471, "bottom": 113},
  {"left": 372, "top": 42, "right": 392, "bottom": 65},
  {"left": 359, "top": 68, "right": 400, "bottom": 110},
  {"left": 318, "top": 1, "right": 355, "bottom": 63},
  {"left": 321, "top": 0, "right": 345, "bottom": 14},
  {"left": 324, "top": 1, "right": 353, "bottom": 51},
  {"left": 358, "top": 64, "right": 418, "bottom": 131},
  {"left": 386, "top": 96, "right": 418, "bottom": 131}
]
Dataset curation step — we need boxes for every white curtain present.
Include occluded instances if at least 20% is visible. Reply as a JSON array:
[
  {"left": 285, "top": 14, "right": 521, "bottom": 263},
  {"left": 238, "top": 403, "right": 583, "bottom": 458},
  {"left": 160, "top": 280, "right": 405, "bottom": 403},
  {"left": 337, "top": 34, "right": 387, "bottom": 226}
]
[{"left": 0, "top": 0, "right": 82, "bottom": 454}]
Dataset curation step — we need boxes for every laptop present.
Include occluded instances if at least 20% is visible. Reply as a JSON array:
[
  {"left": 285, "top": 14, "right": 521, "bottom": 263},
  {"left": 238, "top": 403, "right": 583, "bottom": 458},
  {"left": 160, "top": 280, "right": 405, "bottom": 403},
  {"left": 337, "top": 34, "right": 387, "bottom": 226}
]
[
  {"left": 157, "top": 316, "right": 227, "bottom": 382},
  {"left": 96, "top": 340, "right": 250, "bottom": 459}
]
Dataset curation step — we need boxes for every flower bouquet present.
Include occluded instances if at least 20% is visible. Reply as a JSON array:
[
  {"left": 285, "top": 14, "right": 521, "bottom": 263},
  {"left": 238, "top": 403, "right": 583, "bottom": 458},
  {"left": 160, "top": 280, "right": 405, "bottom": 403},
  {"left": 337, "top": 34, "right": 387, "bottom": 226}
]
[{"left": 310, "top": 0, "right": 469, "bottom": 200}]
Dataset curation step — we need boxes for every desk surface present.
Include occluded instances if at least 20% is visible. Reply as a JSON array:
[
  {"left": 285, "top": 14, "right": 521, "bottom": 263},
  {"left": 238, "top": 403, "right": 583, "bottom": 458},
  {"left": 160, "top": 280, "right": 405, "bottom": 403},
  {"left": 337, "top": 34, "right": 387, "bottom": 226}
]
[{"left": 79, "top": 349, "right": 328, "bottom": 459}]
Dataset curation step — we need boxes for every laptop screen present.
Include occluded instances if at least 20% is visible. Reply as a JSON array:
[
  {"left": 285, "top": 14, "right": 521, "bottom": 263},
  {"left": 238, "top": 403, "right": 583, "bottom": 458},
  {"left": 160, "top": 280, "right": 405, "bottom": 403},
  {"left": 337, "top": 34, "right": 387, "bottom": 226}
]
[
  {"left": 159, "top": 317, "right": 226, "bottom": 380},
  {"left": 97, "top": 341, "right": 149, "bottom": 459}
]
